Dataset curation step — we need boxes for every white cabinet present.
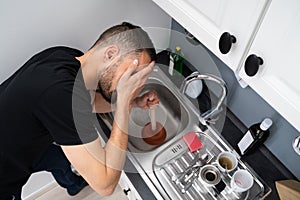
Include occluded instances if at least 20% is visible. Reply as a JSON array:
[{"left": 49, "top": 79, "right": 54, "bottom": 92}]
[
  {"left": 238, "top": 0, "right": 300, "bottom": 131},
  {"left": 152, "top": 0, "right": 300, "bottom": 131},
  {"left": 152, "top": 0, "right": 269, "bottom": 71},
  {"left": 119, "top": 171, "right": 142, "bottom": 200},
  {"left": 22, "top": 172, "right": 55, "bottom": 199}
]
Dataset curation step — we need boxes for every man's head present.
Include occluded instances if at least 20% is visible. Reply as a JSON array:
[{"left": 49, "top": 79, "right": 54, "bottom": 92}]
[
  {"left": 90, "top": 22, "right": 156, "bottom": 61},
  {"left": 88, "top": 22, "right": 156, "bottom": 103}
]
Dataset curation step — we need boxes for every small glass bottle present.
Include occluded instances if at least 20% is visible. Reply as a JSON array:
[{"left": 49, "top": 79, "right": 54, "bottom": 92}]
[
  {"left": 238, "top": 118, "right": 273, "bottom": 155},
  {"left": 173, "top": 46, "right": 184, "bottom": 75}
]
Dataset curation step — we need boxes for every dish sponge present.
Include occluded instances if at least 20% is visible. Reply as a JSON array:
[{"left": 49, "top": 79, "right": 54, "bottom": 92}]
[{"left": 183, "top": 132, "right": 203, "bottom": 152}]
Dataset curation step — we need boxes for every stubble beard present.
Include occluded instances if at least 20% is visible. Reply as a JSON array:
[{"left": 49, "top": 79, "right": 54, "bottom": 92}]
[{"left": 97, "top": 62, "right": 118, "bottom": 104}]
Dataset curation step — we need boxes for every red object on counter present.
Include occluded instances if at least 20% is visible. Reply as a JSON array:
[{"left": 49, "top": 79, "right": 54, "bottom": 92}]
[{"left": 183, "top": 132, "right": 203, "bottom": 152}]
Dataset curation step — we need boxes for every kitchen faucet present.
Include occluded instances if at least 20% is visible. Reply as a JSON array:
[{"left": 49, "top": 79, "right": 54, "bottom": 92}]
[{"left": 180, "top": 72, "right": 227, "bottom": 126}]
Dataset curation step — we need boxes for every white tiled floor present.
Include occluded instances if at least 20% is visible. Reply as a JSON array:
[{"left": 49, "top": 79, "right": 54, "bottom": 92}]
[{"left": 28, "top": 183, "right": 128, "bottom": 200}]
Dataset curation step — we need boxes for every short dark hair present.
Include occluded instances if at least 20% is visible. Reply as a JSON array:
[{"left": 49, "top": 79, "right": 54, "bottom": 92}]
[{"left": 90, "top": 22, "right": 156, "bottom": 61}]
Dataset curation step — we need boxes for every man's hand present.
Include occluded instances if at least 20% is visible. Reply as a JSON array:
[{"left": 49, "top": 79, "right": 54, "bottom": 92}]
[
  {"left": 116, "top": 59, "right": 155, "bottom": 111},
  {"left": 132, "top": 90, "right": 159, "bottom": 110},
  {"left": 113, "top": 59, "right": 155, "bottom": 133}
]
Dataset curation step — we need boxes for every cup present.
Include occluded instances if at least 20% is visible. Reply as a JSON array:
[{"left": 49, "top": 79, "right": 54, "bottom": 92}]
[
  {"left": 216, "top": 151, "right": 238, "bottom": 172},
  {"left": 230, "top": 169, "right": 254, "bottom": 193}
]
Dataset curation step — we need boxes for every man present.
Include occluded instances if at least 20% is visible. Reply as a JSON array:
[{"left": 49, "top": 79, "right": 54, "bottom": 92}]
[{"left": 0, "top": 22, "right": 159, "bottom": 199}]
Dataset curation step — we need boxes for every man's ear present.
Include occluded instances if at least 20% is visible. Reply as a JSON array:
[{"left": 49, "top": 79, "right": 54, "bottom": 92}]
[{"left": 104, "top": 45, "right": 119, "bottom": 62}]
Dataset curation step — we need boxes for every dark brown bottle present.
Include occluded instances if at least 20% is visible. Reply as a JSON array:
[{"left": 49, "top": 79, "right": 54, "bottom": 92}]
[{"left": 238, "top": 118, "right": 272, "bottom": 155}]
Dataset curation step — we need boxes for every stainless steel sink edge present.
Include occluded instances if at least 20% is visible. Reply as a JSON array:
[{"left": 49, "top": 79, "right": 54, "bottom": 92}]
[{"left": 125, "top": 151, "right": 166, "bottom": 199}]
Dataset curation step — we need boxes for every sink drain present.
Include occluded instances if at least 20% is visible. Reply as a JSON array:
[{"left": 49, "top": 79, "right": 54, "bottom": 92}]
[{"left": 200, "top": 165, "right": 221, "bottom": 186}]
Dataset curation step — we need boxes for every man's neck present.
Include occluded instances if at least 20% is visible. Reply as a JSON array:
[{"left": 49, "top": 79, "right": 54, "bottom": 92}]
[{"left": 76, "top": 50, "right": 98, "bottom": 91}]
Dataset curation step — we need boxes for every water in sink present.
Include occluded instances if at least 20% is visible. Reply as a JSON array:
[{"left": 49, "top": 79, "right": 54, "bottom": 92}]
[{"left": 128, "top": 83, "right": 189, "bottom": 152}]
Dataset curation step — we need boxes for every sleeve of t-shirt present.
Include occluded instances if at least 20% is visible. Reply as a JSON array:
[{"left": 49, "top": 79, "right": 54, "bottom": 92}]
[{"left": 33, "top": 80, "right": 98, "bottom": 145}]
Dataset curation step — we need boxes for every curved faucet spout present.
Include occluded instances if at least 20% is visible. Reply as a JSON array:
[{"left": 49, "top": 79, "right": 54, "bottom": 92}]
[{"left": 180, "top": 72, "right": 227, "bottom": 125}]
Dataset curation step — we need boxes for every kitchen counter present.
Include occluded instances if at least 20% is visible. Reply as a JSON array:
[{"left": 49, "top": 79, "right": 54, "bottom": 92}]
[
  {"left": 96, "top": 51, "right": 298, "bottom": 200},
  {"left": 221, "top": 111, "right": 298, "bottom": 200}
]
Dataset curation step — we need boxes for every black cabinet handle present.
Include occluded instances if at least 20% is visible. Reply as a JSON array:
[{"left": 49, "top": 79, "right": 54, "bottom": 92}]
[
  {"left": 244, "top": 54, "right": 264, "bottom": 77},
  {"left": 219, "top": 32, "right": 236, "bottom": 54},
  {"left": 123, "top": 188, "right": 131, "bottom": 195}
]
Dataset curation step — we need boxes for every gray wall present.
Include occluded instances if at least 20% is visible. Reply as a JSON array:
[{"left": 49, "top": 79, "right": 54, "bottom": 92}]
[
  {"left": 0, "top": 0, "right": 171, "bottom": 83},
  {"left": 170, "top": 20, "right": 300, "bottom": 179}
]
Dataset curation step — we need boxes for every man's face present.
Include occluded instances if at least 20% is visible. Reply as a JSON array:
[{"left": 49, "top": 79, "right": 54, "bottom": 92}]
[{"left": 97, "top": 51, "right": 151, "bottom": 104}]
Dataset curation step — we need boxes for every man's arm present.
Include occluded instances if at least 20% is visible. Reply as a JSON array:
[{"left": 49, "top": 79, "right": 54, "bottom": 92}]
[
  {"left": 61, "top": 104, "right": 129, "bottom": 195},
  {"left": 62, "top": 60, "right": 154, "bottom": 196}
]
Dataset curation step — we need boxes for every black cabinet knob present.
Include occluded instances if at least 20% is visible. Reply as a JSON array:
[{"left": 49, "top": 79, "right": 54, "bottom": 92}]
[
  {"left": 219, "top": 32, "right": 236, "bottom": 54},
  {"left": 123, "top": 188, "right": 131, "bottom": 195},
  {"left": 244, "top": 54, "right": 264, "bottom": 77}
]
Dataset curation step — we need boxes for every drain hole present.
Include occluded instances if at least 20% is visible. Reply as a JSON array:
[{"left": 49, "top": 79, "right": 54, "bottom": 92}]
[{"left": 205, "top": 171, "right": 216, "bottom": 181}]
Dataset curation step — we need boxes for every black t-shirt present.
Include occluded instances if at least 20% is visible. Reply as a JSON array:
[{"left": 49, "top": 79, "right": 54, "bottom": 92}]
[{"left": 0, "top": 46, "right": 98, "bottom": 194}]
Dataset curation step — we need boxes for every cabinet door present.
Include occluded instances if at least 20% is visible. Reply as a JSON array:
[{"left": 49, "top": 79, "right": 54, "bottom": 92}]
[
  {"left": 152, "top": 0, "right": 269, "bottom": 71},
  {"left": 238, "top": 0, "right": 300, "bottom": 131},
  {"left": 119, "top": 171, "right": 142, "bottom": 200}
]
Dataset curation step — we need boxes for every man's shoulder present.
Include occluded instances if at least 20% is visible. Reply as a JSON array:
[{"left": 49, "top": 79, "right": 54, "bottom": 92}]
[
  {"left": 38, "top": 46, "right": 83, "bottom": 57},
  {"left": 30, "top": 46, "right": 83, "bottom": 79},
  {"left": 24, "top": 46, "right": 84, "bottom": 98},
  {"left": 28, "top": 46, "right": 83, "bottom": 68}
]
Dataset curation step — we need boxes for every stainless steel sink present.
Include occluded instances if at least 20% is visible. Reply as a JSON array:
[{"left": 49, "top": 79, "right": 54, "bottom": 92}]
[
  {"left": 128, "top": 81, "right": 189, "bottom": 152},
  {"left": 99, "top": 66, "right": 267, "bottom": 200}
]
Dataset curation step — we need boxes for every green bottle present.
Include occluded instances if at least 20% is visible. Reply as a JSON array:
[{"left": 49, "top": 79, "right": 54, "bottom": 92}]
[{"left": 173, "top": 46, "right": 184, "bottom": 75}]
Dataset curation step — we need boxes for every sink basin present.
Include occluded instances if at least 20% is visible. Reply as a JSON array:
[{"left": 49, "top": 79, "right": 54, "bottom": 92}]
[{"left": 128, "top": 81, "right": 189, "bottom": 152}]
